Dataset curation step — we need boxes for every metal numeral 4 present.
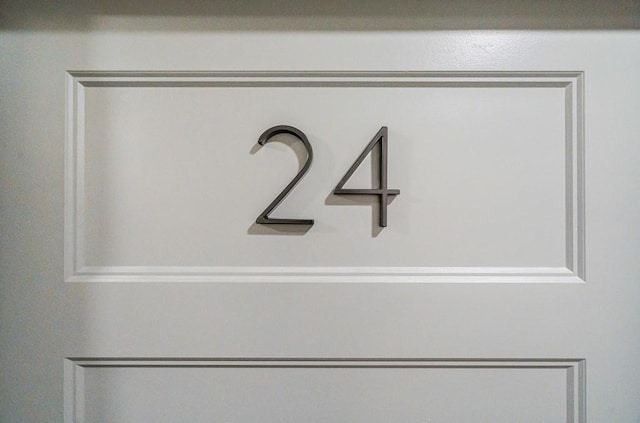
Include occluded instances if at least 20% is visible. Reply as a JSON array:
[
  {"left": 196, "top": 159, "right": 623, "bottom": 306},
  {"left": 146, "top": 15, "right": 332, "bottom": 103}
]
[{"left": 333, "top": 126, "right": 400, "bottom": 227}]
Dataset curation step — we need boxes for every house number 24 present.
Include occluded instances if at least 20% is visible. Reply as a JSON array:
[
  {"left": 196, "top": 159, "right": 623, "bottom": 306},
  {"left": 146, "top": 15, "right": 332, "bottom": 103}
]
[{"left": 255, "top": 125, "right": 400, "bottom": 228}]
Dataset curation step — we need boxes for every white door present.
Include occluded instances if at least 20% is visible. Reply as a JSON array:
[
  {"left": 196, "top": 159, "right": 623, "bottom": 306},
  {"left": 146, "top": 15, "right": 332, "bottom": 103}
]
[{"left": 1, "top": 3, "right": 639, "bottom": 423}]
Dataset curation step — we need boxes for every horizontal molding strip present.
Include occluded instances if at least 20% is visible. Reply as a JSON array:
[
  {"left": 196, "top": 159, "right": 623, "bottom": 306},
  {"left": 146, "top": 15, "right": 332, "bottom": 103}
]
[
  {"left": 69, "top": 70, "right": 581, "bottom": 80},
  {"left": 68, "top": 266, "right": 580, "bottom": 283},
  {"left": 65, "top": 71, "right": 585, "bottom": 284},
  {"left": 70, "top": 70, "right": 579, "bottom": 87},
  {"left": 64, "top": 357, "right": 585, "bottom": 423}
]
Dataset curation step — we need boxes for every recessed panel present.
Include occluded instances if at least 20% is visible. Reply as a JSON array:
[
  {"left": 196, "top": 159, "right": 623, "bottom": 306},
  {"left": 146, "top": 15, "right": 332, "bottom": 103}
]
[
  {"left": 66, "top": 72, "right": 584, "bottom": 282},
  {"left": 66, "top": 359, "right": 583, "bottom": 423}
]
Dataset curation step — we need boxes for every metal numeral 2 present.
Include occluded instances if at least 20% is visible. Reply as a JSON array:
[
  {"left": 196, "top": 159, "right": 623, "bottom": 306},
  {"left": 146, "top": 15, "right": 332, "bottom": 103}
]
[
  {"left": 255, "top": 125, "right": 314, "bottom": 225},
  {"left": 255, "top": 125, "right": 399, "bottom": 228}
]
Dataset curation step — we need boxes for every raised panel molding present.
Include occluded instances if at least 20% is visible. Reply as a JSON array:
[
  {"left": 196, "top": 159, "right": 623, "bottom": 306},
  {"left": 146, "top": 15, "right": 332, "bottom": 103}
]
[
  {"left": 65, "top": 71, "right": 585, "bottom": 283},
  {"left": 64, "top": 358, "right": 586, "bottom": 423}
]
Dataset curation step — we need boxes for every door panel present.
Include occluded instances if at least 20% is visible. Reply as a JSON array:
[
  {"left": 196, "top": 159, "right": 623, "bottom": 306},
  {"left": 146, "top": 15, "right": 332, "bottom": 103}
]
[
  {"left": 67, "top": 359, "right": 581, "bottom": 423},
  {"left": 1, "top": 3, "right": 639, "bottom": 423},
  {"left": 66, "top": 71, "right": 581, "bottom": 282}
]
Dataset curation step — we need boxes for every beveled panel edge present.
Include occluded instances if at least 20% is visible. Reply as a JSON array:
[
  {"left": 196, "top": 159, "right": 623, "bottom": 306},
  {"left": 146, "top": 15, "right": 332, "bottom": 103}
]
[
  {"left": 67, "top": 265, "right": 583, "bottom": 283},
  {"left": 63, "top": 357, "right": 586, "bottom": 423},
  {"left": 563, "top": 72, "right": 586, "bottom": 281},
  {"left": 68, "top": 70, "right": 582, "bottom": 80},
  {"left": 64, "top": 71, "right": 585, "bottom": 284}
]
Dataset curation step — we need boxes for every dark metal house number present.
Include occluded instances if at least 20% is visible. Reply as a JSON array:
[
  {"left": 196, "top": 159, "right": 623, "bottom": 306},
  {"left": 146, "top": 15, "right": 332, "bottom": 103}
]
[
  {"left": 255, "top": 125, "right": 400, "bottom": 229},
  {"left": 255, "top": 125, "right": 315, "bottom": 226}
]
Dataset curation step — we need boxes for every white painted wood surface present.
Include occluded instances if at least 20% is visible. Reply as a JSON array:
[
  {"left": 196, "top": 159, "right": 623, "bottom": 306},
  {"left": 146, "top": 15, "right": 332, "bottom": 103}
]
[
  {"left": 66, "top": 359, "right": 582, "bottom": 423},
  {"left": 66, "top": 71, "right": 583, "bottom": 283},
  {"left": 1, "top": 2, "right": 639, "bottom": 422}
]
